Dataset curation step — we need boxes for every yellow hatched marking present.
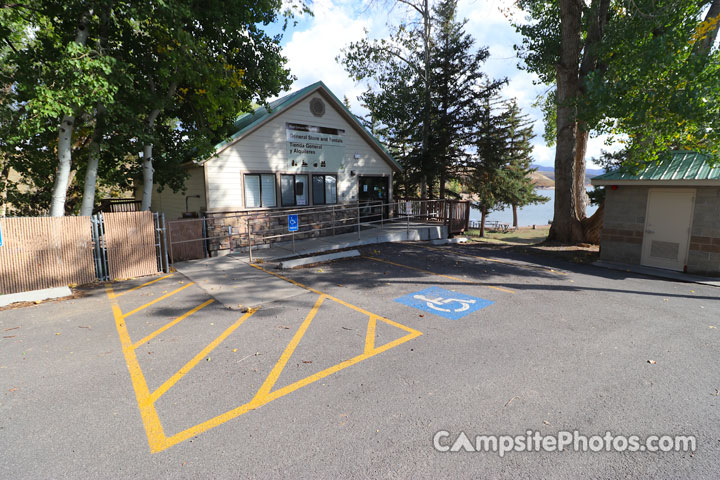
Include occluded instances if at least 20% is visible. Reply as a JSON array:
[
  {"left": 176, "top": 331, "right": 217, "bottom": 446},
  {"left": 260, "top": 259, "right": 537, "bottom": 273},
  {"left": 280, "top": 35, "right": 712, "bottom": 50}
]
[
  {"left": 133, "top": 299, "right": 214, "bottom": 349},
  {"left": 363, "top": 256, "right": 516, "bottom": 294},
  {"left": 107, "top": 266, "right": 422, "bottom": 453},
  {"left": 249, "top": 263, "right": 387, "bottom": 317},
  {"left": 108, "top": 274, "right": 175, "bottom": 299},
  {"left": 406, "top": 243, "right": 568, "bottom": 275},
  {"left": 364, "top": 316, "right": 377, "bottom": 354},
  {"left": 149, "top": 308, "right": 256, "bottom": 404},
  {"left": 122, "top": 282, "right": 194, "bottom": 319},
  {"left": 254, "top": 295, "right": 327, "bottom": 400},
  {"left": 164, "top": 308, "right": 421, "bottom": 451},
  {"left": 108, "top": 289, "right": 168, "bottom": 452}
]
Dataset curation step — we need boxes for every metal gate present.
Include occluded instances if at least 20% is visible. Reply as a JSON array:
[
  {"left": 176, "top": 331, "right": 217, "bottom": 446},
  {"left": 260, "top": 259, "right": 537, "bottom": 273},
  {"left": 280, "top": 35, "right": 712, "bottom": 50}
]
[{"left": 91, "top": 211, "right": 169, "bottom": 282}]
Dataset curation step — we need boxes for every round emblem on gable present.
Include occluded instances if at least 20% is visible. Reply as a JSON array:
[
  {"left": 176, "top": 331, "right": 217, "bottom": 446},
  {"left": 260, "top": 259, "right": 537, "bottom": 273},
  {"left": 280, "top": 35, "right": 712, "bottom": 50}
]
[{"left": 309, "top": 97, "right": 325, "bottom": 117}]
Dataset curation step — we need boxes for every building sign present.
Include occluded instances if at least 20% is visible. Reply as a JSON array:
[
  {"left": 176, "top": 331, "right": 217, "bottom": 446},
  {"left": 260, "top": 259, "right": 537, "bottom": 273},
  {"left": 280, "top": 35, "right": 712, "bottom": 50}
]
[{"left": 286, "top": 123, "right": 345, "bottom": 172}]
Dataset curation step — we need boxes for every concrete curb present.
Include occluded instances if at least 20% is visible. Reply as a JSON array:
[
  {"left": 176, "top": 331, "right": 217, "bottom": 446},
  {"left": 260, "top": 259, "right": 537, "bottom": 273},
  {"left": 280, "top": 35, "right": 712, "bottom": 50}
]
[
  {"left": 279, "top": 249, "right": 361, "bottom": 269},
  {"left": 431, "top": 237, "right": 468, "bottom": 245},
  {"left": 0, "top": 286, "right": 73, "bottom": 307},
  {"left": 592, "top": 260, "right": 720, "bottom": 287}
]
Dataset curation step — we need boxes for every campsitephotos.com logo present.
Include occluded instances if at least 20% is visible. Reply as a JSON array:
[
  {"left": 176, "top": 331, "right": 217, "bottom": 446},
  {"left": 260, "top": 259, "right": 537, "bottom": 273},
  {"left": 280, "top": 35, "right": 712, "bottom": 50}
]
[{"left": 433, "top": 430, "right": 697, "bottom": 457}]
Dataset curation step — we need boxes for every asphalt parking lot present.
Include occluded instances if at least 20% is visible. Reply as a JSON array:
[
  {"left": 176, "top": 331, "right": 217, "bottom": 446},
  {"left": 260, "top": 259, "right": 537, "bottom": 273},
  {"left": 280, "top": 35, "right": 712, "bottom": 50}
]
[{"left": 1, "top": 241, "right": 719, "bottom": 479}]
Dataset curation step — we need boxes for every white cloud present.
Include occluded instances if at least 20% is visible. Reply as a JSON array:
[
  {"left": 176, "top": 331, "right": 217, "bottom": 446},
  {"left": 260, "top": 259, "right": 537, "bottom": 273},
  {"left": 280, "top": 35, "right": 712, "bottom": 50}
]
[
  {"left": 279, "top": 0, "right": 621, "bottom": 167},
  {"left": 280, "top": 0, "right": 374, "bottom": 110}
]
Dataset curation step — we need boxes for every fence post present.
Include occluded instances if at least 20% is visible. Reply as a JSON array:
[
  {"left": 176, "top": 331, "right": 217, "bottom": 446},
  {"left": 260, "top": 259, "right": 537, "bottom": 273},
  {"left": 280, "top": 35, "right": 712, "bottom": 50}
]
[
  {"left": 161, "top": 213, "right": 170, "bottom": 272},
  {"left": 381, "top": 201, "right": 384, "bottom": 230},
  {"left": 98, "top": 213, "right": 109, "bottom": 281},
  {"left": 406, "top": 203, "right": 410, "bottom": 237},
  {"left": 247, "top": 217, "right": 253, "bottom": 263}
]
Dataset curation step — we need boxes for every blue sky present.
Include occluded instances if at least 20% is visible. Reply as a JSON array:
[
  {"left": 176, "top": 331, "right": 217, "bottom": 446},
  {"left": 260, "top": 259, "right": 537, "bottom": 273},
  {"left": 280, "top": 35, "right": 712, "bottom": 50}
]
[{"left": 270, "top": 0, "right": 614, "bottom": 167}]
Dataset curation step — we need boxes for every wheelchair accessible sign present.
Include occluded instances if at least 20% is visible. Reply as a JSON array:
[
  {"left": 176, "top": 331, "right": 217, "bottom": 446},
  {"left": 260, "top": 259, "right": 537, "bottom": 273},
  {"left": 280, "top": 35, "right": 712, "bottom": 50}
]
[{"left": 394, "top": 286, "right": 493, "bottom": 320}]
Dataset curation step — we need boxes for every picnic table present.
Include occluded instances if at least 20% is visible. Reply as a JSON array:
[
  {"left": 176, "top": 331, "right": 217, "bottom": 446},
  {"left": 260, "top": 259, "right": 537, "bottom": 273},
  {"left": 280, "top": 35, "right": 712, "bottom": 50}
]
[{"left": 486, "top": 220, "right": 516, "bottom": 233}]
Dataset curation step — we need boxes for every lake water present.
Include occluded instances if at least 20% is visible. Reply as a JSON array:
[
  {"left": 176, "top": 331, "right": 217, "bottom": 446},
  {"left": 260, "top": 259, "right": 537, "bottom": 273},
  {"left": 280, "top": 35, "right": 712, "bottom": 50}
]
[{"left": 469, "top": 189, "right": 599, "bottom": 227}]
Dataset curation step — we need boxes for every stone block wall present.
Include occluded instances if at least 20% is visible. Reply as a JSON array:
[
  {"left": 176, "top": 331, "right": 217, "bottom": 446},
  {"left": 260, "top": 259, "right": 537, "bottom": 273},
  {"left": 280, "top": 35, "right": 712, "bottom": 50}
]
[
  {"left": 687, "top": 187, "right": 720, "bottom": 276},
  {"left": 599, "top": 186, "right": 648, "bottom": 264}
]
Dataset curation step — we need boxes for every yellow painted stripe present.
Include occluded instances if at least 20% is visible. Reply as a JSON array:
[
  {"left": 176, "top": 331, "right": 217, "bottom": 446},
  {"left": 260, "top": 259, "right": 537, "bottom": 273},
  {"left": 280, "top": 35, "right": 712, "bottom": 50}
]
[
  {"left": 108, "top": 274, "right": 175, "bottom": 299},
  {"left": 132, "top": 299, "right": 215, "bottom": 349},
  {"left": 253, "top": 295, "right": 327, "bottom": 400},
  {"left": 122, "top": 282, "right": 194, "bottom": 319},
  {"left": 407, "top": 243, "right": 568, "bottom": 275},
  {"left": 266, "top": 330, "right": 422, "bottom": 401},
  {"left": 249, "top": 263, "right": 388, "bottom": 318},
  {"left": 163, "top": 326, "right": 423, "bottom": 451},
  {"left": 107, "top": 286, "right": 168, "bottom": 453},
  {"left": 364, "top": 316, "right": 377, "bottom": 354},
  {"left": 363, "top": 256, "right": 516, "bottom": 294},
  {"left": 150, "top": 308, "right": 256, "bottom": 403}
]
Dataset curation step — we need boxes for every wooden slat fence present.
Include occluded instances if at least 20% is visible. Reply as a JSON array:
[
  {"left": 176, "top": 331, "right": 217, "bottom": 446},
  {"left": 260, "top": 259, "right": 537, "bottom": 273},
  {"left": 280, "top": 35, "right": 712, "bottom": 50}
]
[
  {"left": 0, "top": 216, "right": 95, "bottom": 295},
  {"left": 103, "top": 211, "right": 159, "bottom": 280}
]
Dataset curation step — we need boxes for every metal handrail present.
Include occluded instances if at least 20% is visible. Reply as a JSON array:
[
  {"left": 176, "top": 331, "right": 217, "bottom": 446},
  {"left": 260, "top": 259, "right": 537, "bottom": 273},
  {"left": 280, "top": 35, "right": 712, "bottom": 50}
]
[{"left": 164, "top": 198, "right": 457, "bottom": 264}]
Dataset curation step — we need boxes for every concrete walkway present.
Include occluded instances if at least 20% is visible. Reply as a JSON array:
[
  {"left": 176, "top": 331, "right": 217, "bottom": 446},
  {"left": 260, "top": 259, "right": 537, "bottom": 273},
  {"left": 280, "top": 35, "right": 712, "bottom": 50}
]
[
  {"left": 240, "top": 222, "right": 447, "bottom": 263},
  {"left": 174, "top": 222, "right": 448, "bottom": 309},
  {"left": 593, "top": 260, "right": 720, "bottom": 287}
]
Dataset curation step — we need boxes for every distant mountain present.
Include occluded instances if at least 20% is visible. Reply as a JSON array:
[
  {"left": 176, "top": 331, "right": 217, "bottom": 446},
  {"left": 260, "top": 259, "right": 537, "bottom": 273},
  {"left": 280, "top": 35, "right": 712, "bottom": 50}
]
[
  {"left": 530, "top": 163, "right": 604, "bottom": 186},
  {"left": 531, "top": 163, "right": 604, "bottom": 177}
]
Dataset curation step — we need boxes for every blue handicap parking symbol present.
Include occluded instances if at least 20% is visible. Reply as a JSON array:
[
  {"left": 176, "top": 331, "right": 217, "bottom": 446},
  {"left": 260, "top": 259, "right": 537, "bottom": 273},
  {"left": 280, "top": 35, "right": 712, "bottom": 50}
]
[
  {"left": 394, "top": 286, "right": 494, "bottom": 320},
  {"left": 288, "top": 214, "right": 299, "bottom": 232}
]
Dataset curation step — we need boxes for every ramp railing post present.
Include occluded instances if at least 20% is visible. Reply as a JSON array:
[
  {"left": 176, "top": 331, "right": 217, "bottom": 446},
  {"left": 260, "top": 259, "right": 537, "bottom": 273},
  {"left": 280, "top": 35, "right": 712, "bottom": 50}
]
[
  {"left": 357, "top": 203, "right": 361, "bottom": 239},
  {"left": 247, "top": 217, "right": 253, "bottom": 263}
]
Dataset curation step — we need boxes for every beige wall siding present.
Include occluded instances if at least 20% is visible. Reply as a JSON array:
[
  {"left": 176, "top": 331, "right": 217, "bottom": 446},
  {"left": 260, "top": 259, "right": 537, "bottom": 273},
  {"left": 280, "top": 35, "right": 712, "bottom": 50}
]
[
  {"left": 206, "top": 92, "right": 394, "bottom": 211},
  {"left": 149, "top": 167, "right": 206, "bottom": 220}
]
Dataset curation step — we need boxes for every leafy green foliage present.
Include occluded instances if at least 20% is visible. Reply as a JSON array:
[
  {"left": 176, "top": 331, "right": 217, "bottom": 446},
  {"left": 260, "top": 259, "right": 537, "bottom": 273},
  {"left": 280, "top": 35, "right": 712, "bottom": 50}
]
[{"left": 1, "top": 0, "right": 302, "bottom": 215}]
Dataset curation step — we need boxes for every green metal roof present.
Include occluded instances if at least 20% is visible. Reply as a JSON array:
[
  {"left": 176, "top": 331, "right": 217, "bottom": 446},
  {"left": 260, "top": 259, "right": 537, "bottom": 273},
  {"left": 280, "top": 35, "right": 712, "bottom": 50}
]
[
  {"left": 592, "top": 151, "right": 720, "bottom": 183},
  {"left": 211, "top": 81, "right": 402, "bottom": 172}
]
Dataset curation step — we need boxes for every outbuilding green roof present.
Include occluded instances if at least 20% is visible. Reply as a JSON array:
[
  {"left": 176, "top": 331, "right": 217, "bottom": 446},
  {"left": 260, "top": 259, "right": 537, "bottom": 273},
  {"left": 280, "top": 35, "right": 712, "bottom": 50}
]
[{"left": 591, "top": 151, "right": 720, "bottom": 185}]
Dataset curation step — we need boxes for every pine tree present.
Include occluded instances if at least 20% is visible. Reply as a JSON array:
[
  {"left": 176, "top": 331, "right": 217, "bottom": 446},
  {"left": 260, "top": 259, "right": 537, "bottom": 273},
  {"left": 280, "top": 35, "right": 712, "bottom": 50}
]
[
  {"left": 500, "top": 100, "right": 549, "bottom": 227},
  {"left": 467, "top": 88, "right": 510, "bottom": 237},
  {"left": 428, "top": 0, "right": 504, "bottom": 199}
]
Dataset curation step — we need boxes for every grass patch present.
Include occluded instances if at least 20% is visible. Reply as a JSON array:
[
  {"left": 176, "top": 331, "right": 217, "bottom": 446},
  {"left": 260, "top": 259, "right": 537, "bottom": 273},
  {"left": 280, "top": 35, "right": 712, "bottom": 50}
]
[{"left": 466, "top": 226, "right": 550, "bottom": 245}]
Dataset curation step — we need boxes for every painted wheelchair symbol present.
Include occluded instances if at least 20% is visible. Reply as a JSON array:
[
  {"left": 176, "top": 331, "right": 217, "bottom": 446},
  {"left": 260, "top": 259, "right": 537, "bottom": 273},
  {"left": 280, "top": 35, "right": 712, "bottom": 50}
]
[{"left": 412, "top": 294, "right": 476, "bottom": 313}]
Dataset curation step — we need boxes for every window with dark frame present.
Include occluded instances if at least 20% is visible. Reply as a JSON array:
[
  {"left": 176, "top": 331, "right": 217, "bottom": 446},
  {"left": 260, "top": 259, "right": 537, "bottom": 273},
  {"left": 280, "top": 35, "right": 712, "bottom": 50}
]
[
  {"left": 243, "top": 174, "right": 276, "bottom": 208},
  {"left": 280, "top": 174, "right": 309, "bottom": 207},
  {"left": 312, "top": 175, "right": 337, "bottom": 205}
]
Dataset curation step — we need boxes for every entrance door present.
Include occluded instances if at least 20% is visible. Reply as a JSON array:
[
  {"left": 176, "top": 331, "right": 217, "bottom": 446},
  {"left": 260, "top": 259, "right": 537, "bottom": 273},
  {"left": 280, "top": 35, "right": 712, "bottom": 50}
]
[
  {"left": 358, "top": 176, "right": 389, "bottom": 221},
  {"left": 641, "top": 189, "right": 695, "bottom": 271}
]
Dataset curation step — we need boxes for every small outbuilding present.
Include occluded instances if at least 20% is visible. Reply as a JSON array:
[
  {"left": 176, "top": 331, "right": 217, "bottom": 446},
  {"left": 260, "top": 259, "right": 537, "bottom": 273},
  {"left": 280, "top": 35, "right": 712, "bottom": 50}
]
[
  {"left": 592, "top": 151, "right": 720, "bottom": 276},
  {"left": 146, "top": 81, "right": 401, "bottom": 220}
]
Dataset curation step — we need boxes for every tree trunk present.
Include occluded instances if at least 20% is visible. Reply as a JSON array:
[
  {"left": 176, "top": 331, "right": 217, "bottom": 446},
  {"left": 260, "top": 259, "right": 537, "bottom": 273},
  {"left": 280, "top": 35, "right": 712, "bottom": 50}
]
[
  {"left": 512, "top": 203, "right": 518, "bottom": 228},
  {"left": 574, "top": 128, "right": 589, "bottom": 219},
  {"left": 141, "top": 141, "right": 155, "bottom": 211},
  {"left": 0, "top": 163, "right": 9, "bottom": 217},
  {"left": 580, "top": 201, "right": 604, "bottom": 244},
  {"left": 140, "top": 81, "right": 177, "bottom": 211},
  {"left": 80, "top": 130, "right": 101, "bottom": 216},
  {"left": 548, "top": 0, "right": 584, "bottom": 244},
  {"left": 49, "top": 14, "right": 91, "bottom": 217},
  {"left": 694, "top": 0, "right": 720, "bottom": 55},
  {"left": 479, "top": 206, "right": 487, "bottom": 237},
  {"left": 439, "top": 172, "right": 446, "bottom": 199}
]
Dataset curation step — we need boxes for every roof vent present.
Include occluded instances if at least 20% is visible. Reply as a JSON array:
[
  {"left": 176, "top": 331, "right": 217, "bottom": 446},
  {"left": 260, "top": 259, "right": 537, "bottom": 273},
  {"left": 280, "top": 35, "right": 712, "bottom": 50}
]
[{"left": 309, "top": 97, "right": 325, "bottom": 117}]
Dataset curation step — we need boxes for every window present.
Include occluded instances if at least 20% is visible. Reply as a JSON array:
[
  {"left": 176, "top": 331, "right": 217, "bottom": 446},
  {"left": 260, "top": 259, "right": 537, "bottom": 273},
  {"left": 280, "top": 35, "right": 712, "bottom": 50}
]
[
  {"left": 243, "top": 174, "right": 276, "bottom": 208},
  {"left": 280, "top": 174, "right": 308, "bottom": 207},
  {"left": 312, "top": 175, "right": 337, "bottom": 205}
]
